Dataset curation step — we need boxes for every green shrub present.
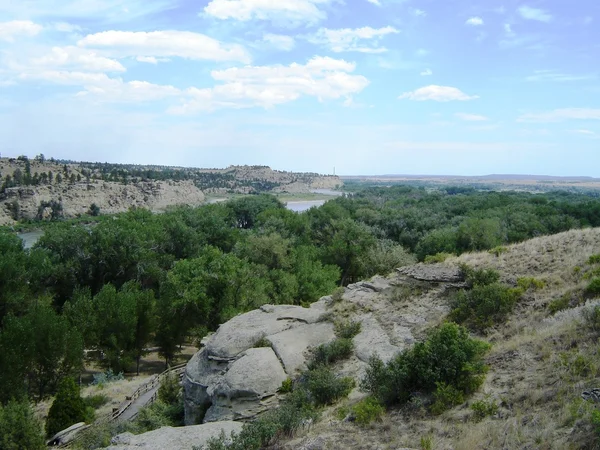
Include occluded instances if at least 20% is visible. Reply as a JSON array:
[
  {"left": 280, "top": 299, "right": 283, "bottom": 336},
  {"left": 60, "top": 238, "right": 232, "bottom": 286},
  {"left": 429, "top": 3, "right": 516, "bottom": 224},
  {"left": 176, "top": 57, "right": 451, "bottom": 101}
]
[
  {"left": 0, "top": 400, "right": 46, "bottom": 450},
  {"left": 449, "top": 283, "right": 522, "bottom": 331},
  {"left": 460, "top": 264, "right": 501, "bottom": 287},
  {"left": 335, "top": 320, "right": 361, "bottom": 339},
  {"left": 588, "top": 255, "right": 600, "bottom": 265},
  {"left": 420, "top": 435, "right": 434, "bottom": 450},
  {"left": 424, "top": 252, "right": 454, "bottom": 264},
  {"left": 158, "top": 371, "right": 181, "bottom": 406},
  {"left": 310, "top": 338, "right": 353, "bottom": 368},
  {"left": 517, "top": 277, "right": 546, "bottom": 290},
  {"left": 46, "top": 377, "right": 88, "bottom": 437},
  {"left": 548, "top": 294, "right": 571, "bottom": 315},
  {"left": 430, "top": 382, "right": 465, "bottom": 415},
  {"left": 91, "top": 369, "right": 124, "bottom": 387},
  {"left": 75, "top": 420, "right": 134, "bottom": 449},
  {"left": 471, "top": 397, "right": 498, "bottom": 421},
  {"left": 362, "top": 322, "right": 490, "bottom": 406},
  {"left": 586, "top": 278, "right": 600, "bottom": 298},
  {"left": 306, "top": 367, "right": 355, "bottom": 406},
  {"left": 488, "top": 246, "right": 508, "bottom": 257},
  {"left": 132, "top": 401, "right": 173, "bottom": 434},
  {"left": 83, "top": 394, "right": 110, "bottom": 410},
  {"left": 351, "top": 397, "right": 384, "bottom": 426},
  {"left": 278, "top": 378, "right": 293, "bottom": 394}
]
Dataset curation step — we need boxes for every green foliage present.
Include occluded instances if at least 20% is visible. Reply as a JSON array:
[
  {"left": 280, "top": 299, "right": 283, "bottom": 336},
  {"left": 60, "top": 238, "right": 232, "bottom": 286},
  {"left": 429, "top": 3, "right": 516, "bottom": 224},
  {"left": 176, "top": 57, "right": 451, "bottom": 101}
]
[
  {"left": 331, "top": 287, "right": 345, "bottom": 302},
  {"left": 489, "top": 246, "right": 509, "bottom": 257},
  {"left": 310, "top": 338, "right": 354, "bottom": 368},
  {"left": 460, "top": 264, "right": 501, "bottom": 287},
  {"left": 158, "top": 371, "right": 182, "bottom": 406},
  {"left": 449, "top": 283, "right": 522, "bottom": 331},
  {"left": 0, "top": 400, "right": 46, "bottom": 450},
  {"left": 253, "top": 337, "right": 272, "bottom": 348},
  {"left": 46, "top": 377, "right": 88, "bottom": 437},
  {"left": 362, "top": 322, "right": 490, "bottom": 406},
  {"left": 548, "top": 294, "right": 571, "bottom": 315},
  {"left": 132, "top": 400, "right": 182, "bottom": 433},
  {"left": 517, "top": 277, "right": 546, "bottom": 290},
  {"left": 430, "top": 382, "right": 465, "bottom": 415},
  {"left": 471, "top": 397, "right": 499, "bottom": 421},
  {"left": 83, "top": 394, "right": 109, "bottom": 410},
  {"left": 91, "top": 369, "right": 124, "bottom": 386},
  {"left": 588, "top": 254, "right": 600, "bottom": 265},
  {"left": 279, "top": 378, "right": 293, "bottom": 394},
  {"left": 586, "top": 278, "right": 600, "bottom": 298},
  {"left": 305, "top": 366, "right": 355, "bottom": 406},
  {"left": 334, "top": 320, "right": 361, "bottom": 339},
  {"left": 420, "top": 435, "right": 434, "bottom": 450},
  {"left": 351, "top": 396, "right": 384, "bottom": 426},
  {"left": 424, "top": 252, "right": 454, "bottom": 264}
]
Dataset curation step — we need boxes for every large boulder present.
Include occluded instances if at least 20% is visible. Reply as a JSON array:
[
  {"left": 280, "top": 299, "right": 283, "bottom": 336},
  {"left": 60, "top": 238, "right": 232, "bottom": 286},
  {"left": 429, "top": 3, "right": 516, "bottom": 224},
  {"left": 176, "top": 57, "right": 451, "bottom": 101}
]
[
  {"left": 104, "top": 421, "right": 243, "bottom": 450},
  {"left": 184, "top": 300, "right": 331, "bottom": 424}
]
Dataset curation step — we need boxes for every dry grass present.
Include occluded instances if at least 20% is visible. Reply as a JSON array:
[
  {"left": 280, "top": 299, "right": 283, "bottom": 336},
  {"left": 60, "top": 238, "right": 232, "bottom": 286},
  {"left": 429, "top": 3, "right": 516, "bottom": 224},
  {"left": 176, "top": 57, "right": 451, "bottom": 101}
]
[{"left": 286, "top": 228, "right": 600, "bottom": 450}]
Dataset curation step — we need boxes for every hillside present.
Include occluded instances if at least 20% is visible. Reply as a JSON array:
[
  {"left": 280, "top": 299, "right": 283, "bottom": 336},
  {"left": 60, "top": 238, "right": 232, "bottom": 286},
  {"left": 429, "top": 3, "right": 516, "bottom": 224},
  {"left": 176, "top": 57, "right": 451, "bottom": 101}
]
[
  {"left": 282, "top": 227, "right": 600, "bottom": 450},
  {"left": 0, "top": 156, "right": 342, "bottom": 225}
]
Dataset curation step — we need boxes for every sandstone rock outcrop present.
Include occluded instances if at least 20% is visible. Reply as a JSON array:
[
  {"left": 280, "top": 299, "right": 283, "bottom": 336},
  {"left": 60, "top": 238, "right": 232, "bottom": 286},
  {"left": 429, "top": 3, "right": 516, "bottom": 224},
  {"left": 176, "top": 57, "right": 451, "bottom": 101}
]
[
  {"left": 0, "top": 180, "right": 205, "bottom": 224},
  {"left": 105, "top": 421, "right": 243, "bottom": 450},
  {"left": 184, "top": 264, "right": 460, "bottom": 426}
]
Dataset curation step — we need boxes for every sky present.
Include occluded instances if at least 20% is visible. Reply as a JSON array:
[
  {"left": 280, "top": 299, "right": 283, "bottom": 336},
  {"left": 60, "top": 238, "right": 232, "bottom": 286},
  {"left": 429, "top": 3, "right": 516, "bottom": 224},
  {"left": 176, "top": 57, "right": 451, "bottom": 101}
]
[{"left": 0, "top": 0, "right": 598, "bottom": 176}]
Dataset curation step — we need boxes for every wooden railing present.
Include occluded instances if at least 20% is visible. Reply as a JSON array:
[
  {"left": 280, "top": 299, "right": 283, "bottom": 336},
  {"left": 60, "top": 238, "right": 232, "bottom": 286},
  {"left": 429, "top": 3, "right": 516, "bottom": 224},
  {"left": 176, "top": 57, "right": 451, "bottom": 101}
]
[
  {"left": 50, "top": 363, "right": 187, "bottom": 448},
  {"left": 110, "top": 363, "right": 187, "bottom": 421}
]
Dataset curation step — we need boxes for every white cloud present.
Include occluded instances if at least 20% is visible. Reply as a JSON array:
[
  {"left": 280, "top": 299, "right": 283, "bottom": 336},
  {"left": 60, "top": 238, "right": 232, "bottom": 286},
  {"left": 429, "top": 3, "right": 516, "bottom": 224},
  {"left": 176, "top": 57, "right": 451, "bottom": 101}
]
[
  {"left": 0, "top": 20, "right": 43, "bottom": 42},
  {"left": 52, "top": 22, "right": 83, "bottom": 33},
  {"left": 308, "top": 26, "right": 399, "bottom": 53},
  {"left": 204, "top": 0, "right": 330, "bottom": 25},
  {"left": 572, "top": 129, "right": 597, "bottom": 136},
  {"left": 136, "top": 56, "right": 170, "bottom": 64},
  {"left": 466, "top": 17, "right": 484, "bottom": 26},
  {"left": 504, "top": 23, "right": 515, "bottom": 36},
  {"left": 263, "top": 33, "right": 296, "bottom": 51},
  {"left": 525, "top": 70, "right": 595, "bottom": 82},
  {"left": 518, "top": 6, "right": 552, "bottom": 22},
  {"left": 399, "top": 85, "right": 479, "bottom": 102},
  {"left": 78, "top": 30, "right": 251, "bottom": 63},
  {"left": 518, "top": 108, "right": 600, "bottom": 122},
  {"left": 367, "top": 0, "right": 381, "bottom": 5},
  {"left": 413, "top": 9, "right": 426, "bottom": 17},
  {"left": 170, "top": 56, "right": 370, "bottom": 113},
  {"left": 31, "top": 46, "right": 126, "bottom": 73},
  {"left": 455, "top": 113, "right": 489, "bottom": 121},
  {"left": 420, "top": 69, "right": 432, "bottom": 76}
]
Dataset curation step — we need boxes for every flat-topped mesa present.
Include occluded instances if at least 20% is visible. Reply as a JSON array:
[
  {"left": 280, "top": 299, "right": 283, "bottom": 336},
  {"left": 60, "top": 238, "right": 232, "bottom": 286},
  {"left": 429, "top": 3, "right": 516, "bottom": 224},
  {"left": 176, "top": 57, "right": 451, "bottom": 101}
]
[{"left": 183, "top": 300, "right": 335, "bottom": 424}]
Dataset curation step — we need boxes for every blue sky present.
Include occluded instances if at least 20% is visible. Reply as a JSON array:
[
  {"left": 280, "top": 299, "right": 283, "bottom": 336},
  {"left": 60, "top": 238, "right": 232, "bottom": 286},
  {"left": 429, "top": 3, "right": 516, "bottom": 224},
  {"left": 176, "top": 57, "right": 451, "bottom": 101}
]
[{"left": 0, "top": 0, "right": 598, "bottom": 176}]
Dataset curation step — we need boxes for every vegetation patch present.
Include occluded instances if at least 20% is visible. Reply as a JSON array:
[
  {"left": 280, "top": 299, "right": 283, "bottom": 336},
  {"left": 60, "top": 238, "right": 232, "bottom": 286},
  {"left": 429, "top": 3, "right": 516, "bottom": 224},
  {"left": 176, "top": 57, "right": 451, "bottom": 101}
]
[
  {"left": 309, "top": 338, "right": 354, "bottom": 368},
  {"left": 351, "top": 396, "right": 385, "bottom": 426},
  {"left": 471, "top": 397, "right": 499, "bottom": 421}
]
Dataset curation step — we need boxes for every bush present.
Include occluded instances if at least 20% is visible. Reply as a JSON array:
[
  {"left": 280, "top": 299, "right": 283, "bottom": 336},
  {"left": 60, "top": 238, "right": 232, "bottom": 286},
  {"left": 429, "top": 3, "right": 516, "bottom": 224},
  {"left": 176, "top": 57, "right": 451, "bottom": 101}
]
[
  {"left": 306, "top": 367, "right": 355, "bottom": 406},
  {"left": 253, "top": 337, "right": 272, "bottom": 348},
  {"left": 488, "top": 246, "right": 508, "bottom": 257},
  {"left": 517, "top": 277, "right": 546, "bottom": 290},
  {"left": 586, "top": 278, "right": 600, "bottom": 298},
  {"left": 158, "top": 371, "right": 181, "bottom": 406},
  {"left": 583, "top": 305, "right": 600, "bottom": 333},
  {"left": 279, "top": 378, "right": 293, "bottom": 394},
  {"left": 0, "top": 400, "right": 46, "bottom": 450},
  {"left": 424, "top": 252, "right": 454, "bottom": 264},
  {"left": 460, "top": 264, "right": 501, "bottom": 287},
  {"left": 471, "top": 397, "right": 498, "bottom": 421},
  {"left": 361, "top": 322, "right": 490, "bottom": 406},
  {"left": 335, "top": 320, "right": 361, "bottom": 339},
  {"left": 351, "top": 396, "right": 384, "bottom": 426},
  {"left": 588, "top": 255, "right": 600, "bottom": 265},
  {"left": 548, "top": 294, "right": 571, "bottom": 315},
  {"left": 91, "top": 369, "right": 124, "bottom": 387},
  {"left": 449, "top": 283, "right": 522, "bottom": 331},
  {"left": 310, "top": 338, "right": 354, "bottom": 368},
  {"left": 331, "top": 287, "right": 345, "bottom": 302},
  {"left": 46, "top": 377, "right": 88, "bottom": 437},
  {"left": 430, "top": 382, "right": 465, "bottom": 415},
  {"left": 83, "top": 394, "right": 110, "bottom": 410}
]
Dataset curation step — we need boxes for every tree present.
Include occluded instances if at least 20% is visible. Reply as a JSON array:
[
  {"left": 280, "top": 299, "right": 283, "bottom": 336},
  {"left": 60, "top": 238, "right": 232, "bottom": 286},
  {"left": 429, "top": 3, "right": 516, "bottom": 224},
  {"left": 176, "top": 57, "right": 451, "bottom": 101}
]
[
  {"left": 45, "top": 377, "right": 87, "bottom": 437},
  {"left": 0, "top": 400, "right": 46, "bottom": 450},
  {"left": 88, "top": 203, "right": 100, "bottom": 216}
]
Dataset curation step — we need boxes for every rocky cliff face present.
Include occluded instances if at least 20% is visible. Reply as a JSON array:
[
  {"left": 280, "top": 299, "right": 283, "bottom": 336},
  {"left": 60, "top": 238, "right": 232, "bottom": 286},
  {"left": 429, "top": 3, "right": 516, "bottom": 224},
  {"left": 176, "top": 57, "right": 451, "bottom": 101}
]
[
  {"left": 0, "top": 180, "right": 205, "bottom": 225},
  {"left": 183, "top": 266, "right": 464, "bottom": 425}
]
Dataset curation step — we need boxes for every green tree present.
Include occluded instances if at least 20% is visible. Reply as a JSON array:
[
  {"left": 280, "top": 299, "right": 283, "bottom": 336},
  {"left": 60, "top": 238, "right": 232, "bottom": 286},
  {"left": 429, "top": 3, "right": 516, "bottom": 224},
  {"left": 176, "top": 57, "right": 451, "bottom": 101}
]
[
  {"left": 46, "top": 377, "right": 87, "bottom": 437},
  {"left": 0, "top": 400, "right": 46, "bottom": 450}
]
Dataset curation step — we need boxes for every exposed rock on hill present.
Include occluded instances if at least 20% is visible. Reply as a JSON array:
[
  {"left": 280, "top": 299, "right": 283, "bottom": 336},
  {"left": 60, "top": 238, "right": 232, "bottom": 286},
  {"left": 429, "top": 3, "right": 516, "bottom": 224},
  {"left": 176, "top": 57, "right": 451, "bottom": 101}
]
[
  {"left": 105, "top": 421, "right": 243, "bottom": 450},
  {"left": 0, "top": 180, "right": 205, "bottom": 225},
  {"left": 184, "top": 270, "right": 457, "bottom": 426}
]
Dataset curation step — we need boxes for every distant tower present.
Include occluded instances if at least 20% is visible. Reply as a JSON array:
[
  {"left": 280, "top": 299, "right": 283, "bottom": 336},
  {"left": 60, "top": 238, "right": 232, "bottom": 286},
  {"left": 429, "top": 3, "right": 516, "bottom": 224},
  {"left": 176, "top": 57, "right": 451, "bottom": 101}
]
[{"left": 333, "top": 166, "right": 336, "bottom": 176}]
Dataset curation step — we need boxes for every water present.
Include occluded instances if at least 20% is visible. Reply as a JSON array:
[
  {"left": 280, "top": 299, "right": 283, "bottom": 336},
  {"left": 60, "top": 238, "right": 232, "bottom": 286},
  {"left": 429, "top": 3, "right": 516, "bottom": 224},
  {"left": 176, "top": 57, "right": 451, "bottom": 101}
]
[
  {"left": 285, "top": 200, "right": 327, "bottom": 212},
  {"left": 17, "top": 230, "right": 44, "bottom": 249}
]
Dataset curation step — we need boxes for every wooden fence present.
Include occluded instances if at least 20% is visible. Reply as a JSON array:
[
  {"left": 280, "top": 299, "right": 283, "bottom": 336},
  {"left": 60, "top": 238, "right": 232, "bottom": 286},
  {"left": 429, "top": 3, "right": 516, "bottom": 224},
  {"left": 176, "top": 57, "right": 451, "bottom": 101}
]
[{"left": 49, "top": 363, "right": 187, "bottom": 448}]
